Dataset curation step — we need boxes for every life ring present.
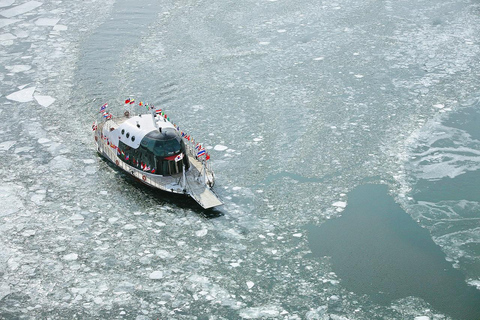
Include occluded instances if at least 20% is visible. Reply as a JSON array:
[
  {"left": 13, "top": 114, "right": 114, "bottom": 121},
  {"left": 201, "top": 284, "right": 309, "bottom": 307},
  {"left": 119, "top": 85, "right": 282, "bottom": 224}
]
[
  {"left": 115, "top": 160, "right": 119, "bottom": 166},
  {"left": 142, "top": 175, "right": 146, "bottom": 181}
]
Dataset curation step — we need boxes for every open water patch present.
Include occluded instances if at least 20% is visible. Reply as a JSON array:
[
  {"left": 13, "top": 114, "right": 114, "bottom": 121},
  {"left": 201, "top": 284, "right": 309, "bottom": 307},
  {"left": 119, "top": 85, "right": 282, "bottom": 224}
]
[{"left": 306, "top": 183, "right": 480, "bottom": 320}]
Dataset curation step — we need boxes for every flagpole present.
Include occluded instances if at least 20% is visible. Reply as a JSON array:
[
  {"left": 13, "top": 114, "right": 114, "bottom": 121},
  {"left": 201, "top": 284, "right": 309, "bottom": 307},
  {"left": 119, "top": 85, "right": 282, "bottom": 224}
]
[
  {"left": 203, "top": 158, "right": 207, "bottom": 187},
  {"left": 182, "top": 163, "right": 186, "bottom": 193}
]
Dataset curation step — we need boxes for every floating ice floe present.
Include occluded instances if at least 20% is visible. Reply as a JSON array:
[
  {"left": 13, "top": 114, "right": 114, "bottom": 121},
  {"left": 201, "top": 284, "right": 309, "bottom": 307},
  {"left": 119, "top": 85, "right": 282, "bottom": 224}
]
[
  {"left": 149, "top": 271, "right": 164, "bottom": 280},
  {"left": 214, "top": 144, "right": 228, "bottom": 151},
  {"left": 354, "top": 74, "right": 364, "bottom": 78},
  {"left": 0, "top": 140, "right": 15, "bottom": 151},
  {"left": 123, "top": 224, "right": 137, "bottom": 230},
  {"left": 433, "top": 103, "right": 445, "bottom": 109},
  {"left": 63, "top": 253, "right": 78, "bottom": 261},
  {"left": 0, "top": 18, "right": 21, "bottom": 28},
  {"left": 0, "top": 1, "right": 42, "bottom": 18},
  {"left": 6, "top": 86, "right": 35, "bottom": 102},
  {"left": 196, "top": 229, "right": 208, "bottom": 237},
  {"left": 0, "top": 32, "right": 16, "bottom": 41},
  {"left": 53, "top": 24, "right": 67, "bottom": 31},
  {"left": 34, "top": 94, "right": 55, "bottom": 107},
  {"left": 313, "top": 56, "right": 325, "bottom": 61},
  {"left": 5, "top": 65, "right": 31, "bottom": 73},
  {"left": 413, "top": 317, "right": 430, "bottom": 320},
  {"left": 0, "top": 0, "right": 15, "bottom": 8},
  {"left": 35, "top": 18, "right": 60, "bottom": 26},
  {"left": 292, "top": 233, "right": 302, "bottom": 238},
  {"left": 246, "top": 281, "right": 255, "bottom": 289},
  {"left": 259, "top": 41, "right": 270, "bottom": 45},
  {"left": 239, "top": 305, "right": 281, "bottom": 319},
  {"left": 332, "top": 201, "right": 347, "bottom": 208}
]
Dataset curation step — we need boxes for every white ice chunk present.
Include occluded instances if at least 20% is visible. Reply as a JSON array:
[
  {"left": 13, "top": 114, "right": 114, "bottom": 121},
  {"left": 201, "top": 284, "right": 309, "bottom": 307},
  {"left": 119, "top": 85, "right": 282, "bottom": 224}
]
[
  {"left": 63, "top": 253, "right": 78, "bottom": 261},
  {"left": 240, "top": 305, "right": 281, "bottom": 319},
  {"left": 0, "top": 32, "right": 15, "bottom": 40},
  {"left": 332, "top": 201, "right": 347, "bottom": 208},
  {"left": 6, "top": 86, "right": 35, "bottom": 102},
  {"left": 214, "top": 144, "right": 228, "bottom": 151},
  {"left": 246, "top": 281, "right": 255, "bottom": 289},
  {"left": 35, "top": 18, "right": 60, "bottom": 26},
  {"left": 0, "top": 1, "right": 42, "bottom": 18},
  {"left": 433, "top": 103, "right": 444, "bottom": 109},
  {"left": 0, "top": 140, "right": 15, "bottom": 151},
  {"left": 123, "top": 224, "right": 137, "bottom": 230},
  {"left": 149, "top": 271, "right": 164, "bottom": 280},
  {"left": 313, "top": 56, "right": 325, "bottom": 61},
  {"left": 354, "top": 74, "right": 364, "bottom": 78},
  {"left": 292, "top": 233, "right": 302, "bottom": 238},
  {"left": 5, "top": 65, "right": 31, "bottom": 73},
  {"left": 0, "top": 0, "right": 14, "bottom": 8},
  {"left": 22, "top": 229, "right": 36, "bottom": 237},
  {"left": 49, "top": 155, "right": 73, "bottom": 170},
  {"left": 0, "top": 18, "right": 21, "bottom": 28},
  {"left": 34, "top": 95, "right": 55, "bottom": 107},
  {"left": 38, "top": 138, "right": 50, "bottom": 144},
  {"left": 232, "top": 186, "right": 242, "bottom": 191},
  {"left": 196, "top": 229, "right": 208, "bottom": 237},
  {"left": 468, "top": 279, "right": 480, "bottom": 289},
  {"left": 414, "top": 317, "right": 430, "bottom": 320},
  {"left": 0, "top": 283, "right": 11, "bottom": 301},
  {"left": 53, "top": 24, "right": 67, "bottom": 31}
]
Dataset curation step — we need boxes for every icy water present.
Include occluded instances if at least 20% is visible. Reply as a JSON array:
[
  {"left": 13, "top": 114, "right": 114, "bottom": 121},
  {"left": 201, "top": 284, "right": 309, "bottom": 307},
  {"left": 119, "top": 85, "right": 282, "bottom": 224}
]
[{"left": 1, "top": 0, "right": 480, "bottom": 319}]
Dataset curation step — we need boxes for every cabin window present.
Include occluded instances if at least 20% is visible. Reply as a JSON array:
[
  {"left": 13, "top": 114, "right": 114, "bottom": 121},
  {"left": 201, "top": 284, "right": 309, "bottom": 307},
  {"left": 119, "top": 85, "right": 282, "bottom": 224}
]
[{"left": 118, "top": 130, "right": 189, "bottom": 176}]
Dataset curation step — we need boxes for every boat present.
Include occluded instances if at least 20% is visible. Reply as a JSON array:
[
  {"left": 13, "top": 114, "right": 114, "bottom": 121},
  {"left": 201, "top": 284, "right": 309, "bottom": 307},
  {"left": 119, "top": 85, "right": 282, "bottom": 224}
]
[{"left": 93, "top": 99, "right": 222, "bottom": 209}]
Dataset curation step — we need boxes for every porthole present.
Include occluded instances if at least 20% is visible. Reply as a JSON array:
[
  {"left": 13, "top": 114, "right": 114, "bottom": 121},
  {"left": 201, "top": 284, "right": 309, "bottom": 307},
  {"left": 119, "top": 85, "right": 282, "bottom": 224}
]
[
  {"left": 121, "top": 129, "right": 125, "bottom": 135},
  {"left": 131, "top": 136, "right": 135, "bottom": 142},
  {"left": 126, "top": 133, "right": 130, "bottom": 138}
]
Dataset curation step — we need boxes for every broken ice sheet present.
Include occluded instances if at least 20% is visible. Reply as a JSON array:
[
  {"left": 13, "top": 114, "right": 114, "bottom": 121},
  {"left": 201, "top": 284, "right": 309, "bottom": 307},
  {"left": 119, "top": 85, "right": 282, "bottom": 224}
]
[
  {"left": 5, "top": 65, "right": 31, "bottom": 73},
  {"left": 0, "top": 0, "right": 15, "bottom": 8},
  {"left": 6, "top": 86, "right": 35, "bottom": 102},
  {"left": 35, "top": 18, "right": 60, "bottom": 26},
  {"left": 0, "top": 18, "right": 21, "bottom": 28},
  {"left": 0, "top": 1, "right": 42, "bottom": 18},
  {"left": 34, "top": 95, "right": 55, "bottom": 107}
]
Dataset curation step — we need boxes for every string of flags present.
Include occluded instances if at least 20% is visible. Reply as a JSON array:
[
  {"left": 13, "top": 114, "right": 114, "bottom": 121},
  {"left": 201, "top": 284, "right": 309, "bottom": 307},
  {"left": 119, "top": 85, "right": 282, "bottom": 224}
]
[{"left": 95, "top": 99, "right": 212, "bottom": 161}]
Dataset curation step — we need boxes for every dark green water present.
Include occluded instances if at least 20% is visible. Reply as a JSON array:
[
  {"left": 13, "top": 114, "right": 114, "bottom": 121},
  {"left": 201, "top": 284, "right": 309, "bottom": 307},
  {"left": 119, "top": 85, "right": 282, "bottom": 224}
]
[{"left": 307, "top": 184, "right": 480, "bottom": 320}]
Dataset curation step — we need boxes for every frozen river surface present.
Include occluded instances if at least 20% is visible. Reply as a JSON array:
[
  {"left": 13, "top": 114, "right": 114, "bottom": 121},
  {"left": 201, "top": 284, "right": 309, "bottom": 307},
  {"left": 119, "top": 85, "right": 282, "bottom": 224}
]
[{"left": 1, "top": 0, "right": 480, "bottom": 319}]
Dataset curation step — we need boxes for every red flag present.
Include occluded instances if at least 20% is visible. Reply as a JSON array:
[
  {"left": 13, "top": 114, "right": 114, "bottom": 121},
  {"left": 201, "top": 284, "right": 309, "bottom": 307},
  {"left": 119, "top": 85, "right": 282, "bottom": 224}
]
[
  {"left": 206, "top": 154, "right": 210, "bottom": 160},
  {"left": 125, "top": 99, "right": 131, "bottom": 104}
]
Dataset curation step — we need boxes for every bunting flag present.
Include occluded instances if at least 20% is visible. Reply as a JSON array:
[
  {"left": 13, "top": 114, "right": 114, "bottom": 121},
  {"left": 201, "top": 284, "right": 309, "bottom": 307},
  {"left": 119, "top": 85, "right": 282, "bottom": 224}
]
[
  {"left": 99, "top": 103, "right": 108, "bottom": 113},
  {"left": 175, "top": 153, "right": 184, "bottom": 162},
  {"left": 139, "top": 101, "right": 144, "bottom": 106},
  {"left": 125, "top": 154, "right": 129, "bottom": 160},
  {"left": 197, "top": 148, "right": 206, "bottom": 157},
  {"left": 92, "top": 123, "right": 97, "bottom": 131},
  {"left": 151, "top": 168, "right": 156, "bottom": 174},
  {"left": 129, "top": 99, "right": 135, "bottom": 105},
  {"left": 206, "top": 153, "right": 210, "bottom": 160},
  {"left": 125, "top": 98, "right": 131, "bottom": 104},
  {"left": 155, "top": 109, "right": 162, "bottom": 114}
]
